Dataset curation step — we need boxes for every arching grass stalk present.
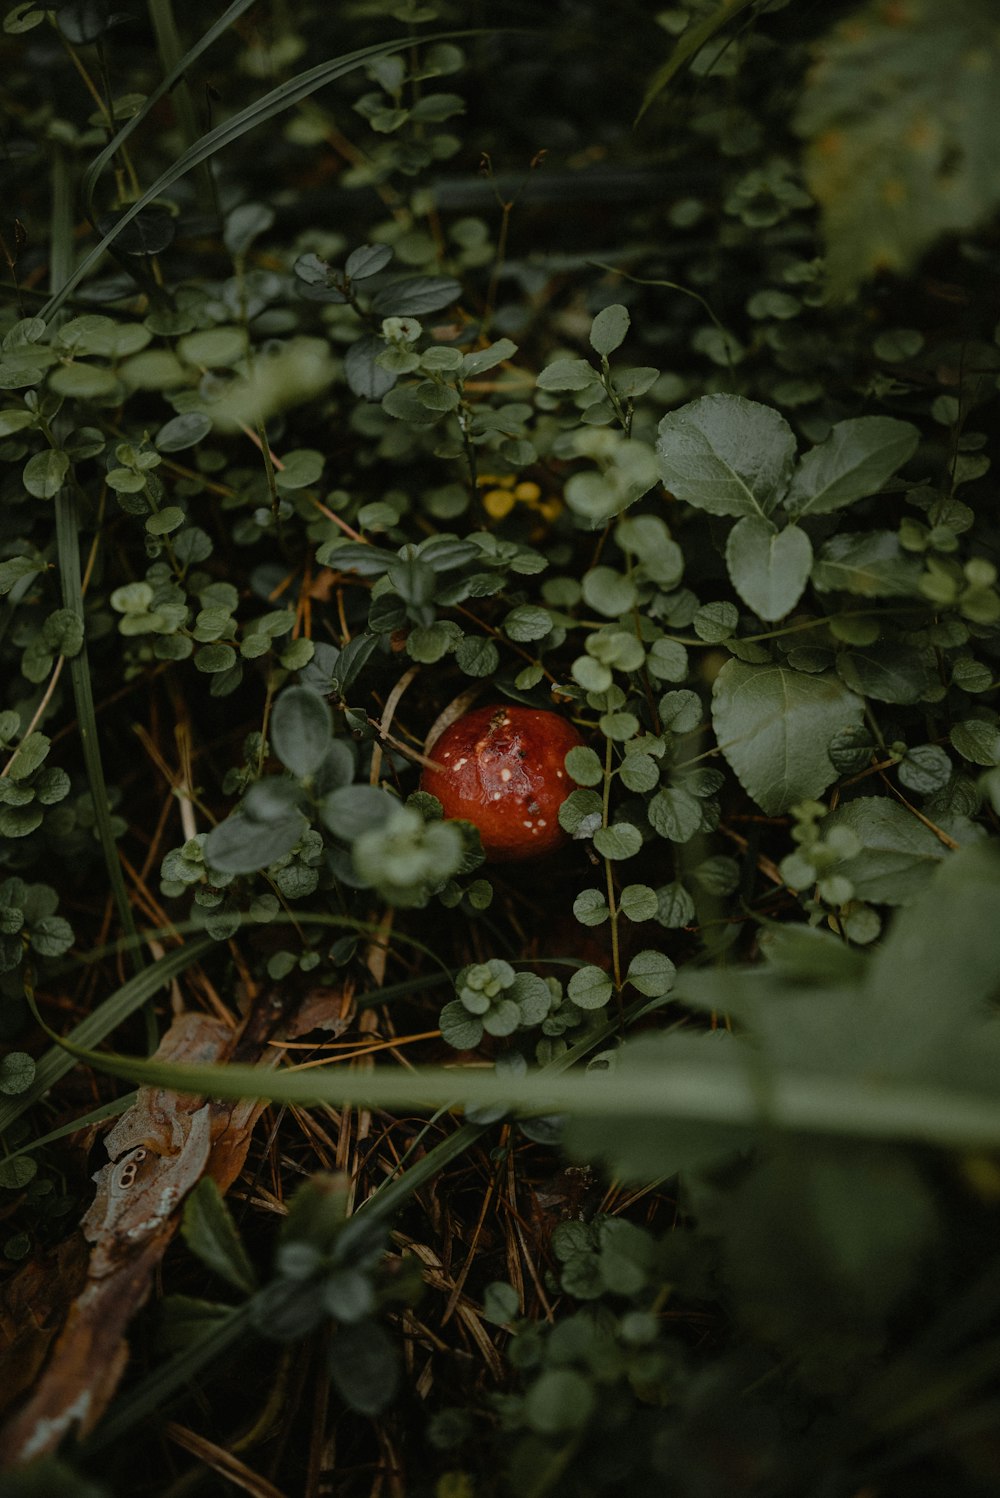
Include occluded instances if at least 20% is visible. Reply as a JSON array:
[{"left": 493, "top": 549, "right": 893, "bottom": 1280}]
[{"left": 48, "top": 143, "right": 147, "bottom": 1006}]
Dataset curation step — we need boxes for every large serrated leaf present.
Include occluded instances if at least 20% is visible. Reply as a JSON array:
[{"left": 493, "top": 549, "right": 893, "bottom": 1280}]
[
  {"left": 822, "top": 797, "right": 948, "bottom": 904},
  {"left": 786, "top": 417, "right": 919, "bottom": 517},
  {"left": 656, "top": 395, "right": 796, "bottom": 518},
  {"left": 712, "top": 659, "right": 864, "bottom": 815}
]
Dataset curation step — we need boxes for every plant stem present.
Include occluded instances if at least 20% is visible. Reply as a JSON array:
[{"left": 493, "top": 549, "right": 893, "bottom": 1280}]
[{"left": 148, "top": 0, "right": 220, "bottom": 222}]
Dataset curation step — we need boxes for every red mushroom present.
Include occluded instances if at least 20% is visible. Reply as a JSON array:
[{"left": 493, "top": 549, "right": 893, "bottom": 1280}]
[{"left": 420, "top": 704, "right": 584, "bottom": 863}]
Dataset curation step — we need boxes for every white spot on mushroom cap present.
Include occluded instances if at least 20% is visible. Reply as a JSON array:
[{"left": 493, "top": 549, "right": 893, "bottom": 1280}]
[{"left": 500, "top": 768, "right": 512, "bottom": 782}]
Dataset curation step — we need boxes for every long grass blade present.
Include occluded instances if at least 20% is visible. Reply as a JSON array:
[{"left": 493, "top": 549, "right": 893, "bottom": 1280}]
[
  {"left": 635, "top": 0, "right": 758, "bottom": 124},
  {"left": 33, "top": 1029, "right": 1000, "bottom": 1151},
  {"left": 43, "top": 29, "right": 485, "bottom": 320},
  {"left": 0, "top": 936, "right": 215, "bottom": 1135},
  {"left": 81, "top": 0, "right": 256, "bottom": 217},
  {"left": 54, "top": 490, "right": 146, "bottom": 983}
]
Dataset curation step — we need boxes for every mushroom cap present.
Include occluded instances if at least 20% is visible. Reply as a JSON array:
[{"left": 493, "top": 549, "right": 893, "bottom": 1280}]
[{"left": 420, "top": 704, "right": 584, "bottom": 862}]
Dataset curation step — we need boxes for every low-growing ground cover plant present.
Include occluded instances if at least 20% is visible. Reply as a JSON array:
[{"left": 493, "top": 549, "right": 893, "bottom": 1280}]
[{"left": 2, "top": 1, "right": 1000, "bottom": 1494}]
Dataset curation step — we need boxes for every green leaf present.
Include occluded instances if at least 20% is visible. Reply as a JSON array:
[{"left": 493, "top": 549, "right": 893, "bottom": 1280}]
[
  {"left": 693, "top": 601, "right": 738, "bottom": 643},
  {"left": 590, "top": 304, "right": 630, "bottom": 357},
  {"left": 785, "top": 417, "right": 919, "bottom": 517},
  {"left": 345, "top": 335, "right": 397, "bottom": 401},
  {"left": 482, "top": 1281, "right": 520, "bottom": 1325},
  {"left": 145, "top": 506, "right": 185, "bottom": 536},
  {"left": 646, "top": 637, "right": 688, "bottom": 682},
  {"left": 868, "top": 842, "right": 1000, "bottom": 1060},
  {"left": 797, "top": 0, "right": 1000, "bottom": 297},
  {"left": 567, "top": 965, "right": 614, "bottom": 1010},
  {"left": 181, "top": 1177, "right": 258, "bottom": 1294},
  {"left": 193, "top": 643, "right": 237, "bottom": 674},
  {"left": 950, "top": 718, "right": 1000, "bottom": 767},
  {"left": 503, "top": 604, "right": 552, "bottom": 642},
  {"left": 626, "top": 950, "right": 676, "bottom": 997},
  {"left": 274, "top": 449, "right": 325, "bottom": 491},
  {"left": 224, "top": 201, "right": 275, "bottom": 257},
  {"left": 725, "top": 517, "right": 812, "bottom": 622},
  {"left": 836, "top": 644, "right": 935, "bottom": 705},
  {"left": 0, "top": 1052, "right": 35, "bottom": 1096},
  {"left": 655, "top": 395, "right": 796, "bottom": 518},
  {"left": 439, "top": 1000, "right": 483, "bottom": 1050},
  {"left": 593, "top": 822, "right": 643, "bottom": 860},
  {"left": 647, "top": 785, "right": 702, "bottom": 843},
  {"left": 48, "top": 363, "right": 119, "bottom": 399},
  {"left": 323, "top": 1268, "right": 375, "bottom": 1323},
  {"left": 582, "top": 566, "right": 637, "bottom": 617},
  {"left": 705, "top": 1140, "right": 938, "bottom": 1361},
  {"left": 897, "top": 744, "right": 952, "bottom": 795},
  {"left": 619, "top": 884, "right": 658, "bottom": 922},
  {"left": 535, "top": 358, "right": 599, "bottom": 392},
  {"left": 822, "top": 797, "right": 948, "bottom": 904},
  {"left": 6, "top": 730, "right": 50, "bottom": 781},
  {"left": 524, "top": 1369, "right": 595, "bottom": 1435},
  {"left": 322, "top": 785, "right": 398, "bottom": 841},
  {"left": 0, "top": 555, "right": 43, "bottom": 595},
  {"left": 23, "top": 449, "right": 69, "bottom": 499},
  {"left": 573, "top": 889, "right": 610, "bottom": 926},
  {"left": 454, "top": 635, "right": 499, "bottom": 677},
  {"left": 619, "top": 754, "right": 659, "bottom": 793},
  {"left": 461, "top": 338, "right": 517, "bottom": 377},
  {"left": 371, "top": 275, "right": 461, "bottom": 317},
  {"left": 565, "top": 746, "right": 604, "bottom": 787},
  {"left": 328, "top": 1319, "right": 400, "bottom": 1415},
  {"left": 0, "top": 1156, "right": 37, "bottom": 1190},
  {"left": 811, "top": 530, "right": 923, "bottom": 597},
  {"left": 345, "top": 242, "right": 394, "bottom": 280},
  {"left": 29, "top": 915, "right": 74, "bottom": 957},
  {"left": 270, "top": 686, "right": 333, "bottom": 778},
  {"left": 203, "top": 808, "right": 307, "bottom": 876},
  {"left": 636, "top": 0, "right": 757, "bottom": 121},
  {"left": 712, "top": 659, "right": 864, "bottom": 816}
]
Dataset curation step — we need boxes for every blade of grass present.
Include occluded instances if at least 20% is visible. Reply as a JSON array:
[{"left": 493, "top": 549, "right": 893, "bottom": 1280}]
[
  {"left": 0, "top": 936, "right": 215, "bottom": 1135},
  {"left": 42, "top": 28, "right": 490, "bottom": 321},
  {"left": 54, "top": 488, "right": 147, "bottom": 990},
  {"left": 76, "top": 991, "right": 634, "bottom": 1452},
  {"left": 147, "top": 0, "right": 221, "bottom": 223},
  {"left": 635, "top": 0, "right": 758, "bottom": 124},
  {"left": 1, "top": 1093, "right": 135, "bottom": 1167},
  {"left": 36, "top": 1041, "right": 1000, "bottom": 1152},
  {"left": 81, "top": 0, "right": 256, "bottom": 217},
  {"left": 49, "top": 142, "right": 148, "bottom": 1013}
]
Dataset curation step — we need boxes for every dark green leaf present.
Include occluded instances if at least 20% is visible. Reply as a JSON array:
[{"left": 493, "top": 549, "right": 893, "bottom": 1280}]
[
  {"left": 656, "top": 394, "right": 796, "bottom": 518},
  {"left": 371, "top": 275, "right": 461, "bottom": 316},
  {"left": 329, "top": 1319, "right": 400, "bottom": 1415},
  {"left": 837, "top": 643, "right": 935, "bottom": 705},
  {"left": 345, "top": 335, "right": 397, "bottom": 400},
  {"left": 712, "top": 659, "right": 864, "bottom": 815},
  {"left": 786, "top": 417, "right": 919, "bottom": 517},
  {"left": 725, "top": 516, "right": 812, "bottom": 621},
  {"left": 181, "top": 1177, "right": 258, "bottom": 1294},
  {"left": 822, "top": 797, "right": 948, "bottom": 905},
  {"left": 270, "top": 686, "right": 333, "bottom": 778}
]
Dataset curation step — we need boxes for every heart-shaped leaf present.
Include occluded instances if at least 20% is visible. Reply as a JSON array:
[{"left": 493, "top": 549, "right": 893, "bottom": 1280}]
[{"left": 726, "top": 516, "right": 813, "bottom": 621}]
